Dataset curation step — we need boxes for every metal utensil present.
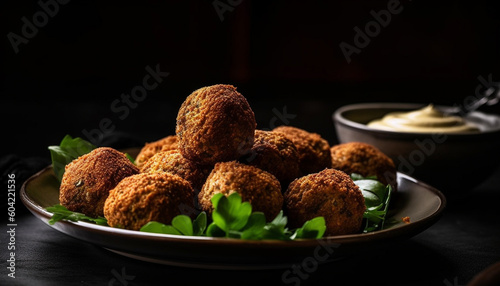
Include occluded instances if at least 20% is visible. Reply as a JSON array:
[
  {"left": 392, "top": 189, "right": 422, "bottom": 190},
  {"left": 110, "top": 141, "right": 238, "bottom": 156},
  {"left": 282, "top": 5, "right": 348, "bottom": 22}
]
[{"left": 446, "top": 81, "right": 500, "bottom": 116}]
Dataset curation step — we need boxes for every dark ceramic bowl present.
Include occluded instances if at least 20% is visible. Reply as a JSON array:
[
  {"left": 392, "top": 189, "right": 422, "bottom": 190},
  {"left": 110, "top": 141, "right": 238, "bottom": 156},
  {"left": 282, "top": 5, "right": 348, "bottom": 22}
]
[{"left": 333, "top": 103, "right": 500, "bottom": 194}]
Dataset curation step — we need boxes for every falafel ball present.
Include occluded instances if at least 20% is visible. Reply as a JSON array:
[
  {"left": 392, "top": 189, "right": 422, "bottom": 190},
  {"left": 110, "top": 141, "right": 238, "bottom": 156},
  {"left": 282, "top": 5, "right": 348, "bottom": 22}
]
[
  {"left": 176, "top": 84, "right": 256, "bottom": 165},
  {"left": 240, "top": 130, "right": 301, "bottom": 188},
  {"left": 198, "top": 161, "right": 283, "bottom": 221},
  {"left": 135, "top": 135, "right": 178, "bottom": 168},
  {"left": 284, "top": 169, "right": 365, "bottom": 236},
  {"left": 273, "top": 126, "right": 332, "bottom": 175},
  {"left": 330, "top": 142, "right": 397, "bottom": 190},
  {"left": 59, "top": 147, "right": 139, "bottom": 218},
  {"left": 104, "top": 172, "right": 194, "bottom": 230},
  {"left": 140, "top": 149, "right": 211, "bottom": 191}
]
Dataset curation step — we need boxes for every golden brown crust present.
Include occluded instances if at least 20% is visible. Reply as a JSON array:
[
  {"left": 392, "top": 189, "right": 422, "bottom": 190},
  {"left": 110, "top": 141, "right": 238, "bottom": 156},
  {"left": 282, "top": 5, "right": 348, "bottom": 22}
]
[
  {"left": 240, "top": 130, "right": 301, "bottom": 189},
  {"left": 273, "top": 126, "right": 332, "bottom": 175},
  {"left": 176, "top": 84, "right": 256, "bottom": 165},
  {"left": 59, "top": 147, "right": 139, "bottom": 218},
  {"left": 198, "top": 161, "right": 283, "bottom": 221},
  {"left": 135, "top": 135, "right": 178, "bottom": 168},
  {"left": 140, "top": 150, "right": 211, "bottom": 191},
  {"left": 330, "top": 142, "right": 397, "bottom": 190},
  {"left": 284, "top": 169, "right": 365, "bottom": 236},
  {"left": 104, "top": 172, "right": 194, "bottom": 230}
]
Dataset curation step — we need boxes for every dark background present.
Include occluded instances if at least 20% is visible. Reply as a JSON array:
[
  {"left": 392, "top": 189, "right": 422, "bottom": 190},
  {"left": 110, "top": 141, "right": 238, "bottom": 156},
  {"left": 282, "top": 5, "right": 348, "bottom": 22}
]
[
  {"left": 1, "top": 1, "right": 500, "bottom": 285},
  {"left": 2, "top": 0, "right": 500, "bottom": 158}
]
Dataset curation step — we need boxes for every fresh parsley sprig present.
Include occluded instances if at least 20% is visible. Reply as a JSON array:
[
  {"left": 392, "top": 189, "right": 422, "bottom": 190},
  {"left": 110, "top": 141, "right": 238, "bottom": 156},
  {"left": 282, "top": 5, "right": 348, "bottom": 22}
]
[
  {"left": 141, "top": 212, "right": 207, "bottom": 236},
  {"left": 48, "top": 135, "right": 96, "bottom": 181},
  {"left": 48, "top": 134, "right": 136, "bottom": 182},
  {"left": 46, "top": 205, "right": 108, "bottom": 226},
  {"left": 351, "top": 174, "right": 393, "bottom": 233},
  {"left": 140, "top": 193, "right": 326, "bottom": 240}
]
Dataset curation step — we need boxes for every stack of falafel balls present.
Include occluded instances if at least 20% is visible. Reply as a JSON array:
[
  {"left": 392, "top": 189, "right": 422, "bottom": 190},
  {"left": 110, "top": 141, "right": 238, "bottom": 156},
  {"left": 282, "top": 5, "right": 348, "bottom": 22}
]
[{"left": 59, "top": 84, "right": 397, "bottom": 236}]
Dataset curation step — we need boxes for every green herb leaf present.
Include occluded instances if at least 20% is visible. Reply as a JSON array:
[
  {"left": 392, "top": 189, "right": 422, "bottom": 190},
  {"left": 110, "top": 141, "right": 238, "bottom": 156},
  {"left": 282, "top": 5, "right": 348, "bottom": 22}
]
[
  {"left": 269, "top": 210, "right": 288, "bottom": 229},
  {"left": 48, "top": 135, "right": 96, "bottom": 181},
  {"left": 240, "top": 212, "right": 267, "bottom": 240},
  {"left": 379, "top": 185, "right": 393, "bottom": 230},
  {"left": 46, "top": 204, "right": 107, "bottom": 226},
  {"left": 361, "top": 190, "right": 381, "bottom": 208},
  {"left": 125, "top": 153, "right": 135, "bottom": 164},
  {"left": 193, "top": 211, "right": 207, "bottom": 236},
  {"left": 292, "top": 217, "right": 326, "bottom": 239},
  {"left": 211, "top": 193, "right": 224, "bottom": 209},
  {"left": 352, "top": 173, "right": 393, "bottom": 232},
  {"left": 141, "top": 221, "right": 182, "bottom": 235},
  {"left": 138, "top": 193, "right": 326, "bottom": 241},
  {"left": 261, "top": 224, "right": 291, "bottom": 240},
  {"left": 206, "top": 222, "right": 226, "bottom": 237},
  {"left": 171, "top": 215, "right": 193, "bottom": 236},
  {"left": 351, "top": 173, "right": 377, "bottom": 181},
  {"left": 140, "top": 212, "right": 207, "bottom": 236},
  {"left": 210, "top": 196, "right": 326, "bottom": 240},
  {"left": 212, "top": 192, "right": 252, "bottom": 233},
  {"left": 353, "top": 174, "right": 393, "bottom": 233},
  {"left": 259, "top": 211, "right": 292, "bottom": 240},
  {"left": 355, "top": 179, "right": 387, "bottom": 201}
]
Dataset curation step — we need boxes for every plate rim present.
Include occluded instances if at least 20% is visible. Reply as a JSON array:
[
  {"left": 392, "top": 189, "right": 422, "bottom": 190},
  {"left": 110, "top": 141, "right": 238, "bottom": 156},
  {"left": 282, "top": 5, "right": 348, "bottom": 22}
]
[{"left": 21, "top": 165, "right": 447, "bottom": 247}]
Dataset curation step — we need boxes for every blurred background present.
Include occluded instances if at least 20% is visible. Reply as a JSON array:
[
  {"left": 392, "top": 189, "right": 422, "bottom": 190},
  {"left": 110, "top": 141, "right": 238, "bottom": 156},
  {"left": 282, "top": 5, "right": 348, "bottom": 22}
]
[{"left": 2, "top": 0, "right": 500, "bottom": 159}]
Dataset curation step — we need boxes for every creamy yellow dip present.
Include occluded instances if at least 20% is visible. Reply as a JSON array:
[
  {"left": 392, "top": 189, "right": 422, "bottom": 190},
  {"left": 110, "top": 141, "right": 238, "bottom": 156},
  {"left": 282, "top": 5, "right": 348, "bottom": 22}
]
[{"left": 367, "top": 105, "right": 480, "bottom": 133}]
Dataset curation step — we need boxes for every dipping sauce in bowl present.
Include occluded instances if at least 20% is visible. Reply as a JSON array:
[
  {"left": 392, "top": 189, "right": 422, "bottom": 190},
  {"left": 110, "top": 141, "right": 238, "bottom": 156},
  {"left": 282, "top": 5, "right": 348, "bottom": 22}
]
[
  {"left": 333, "top": 103, "right": 500, "bottom": 193},
  {"left": 367, "top": 105, "right": 480, "bottom": 133}
]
